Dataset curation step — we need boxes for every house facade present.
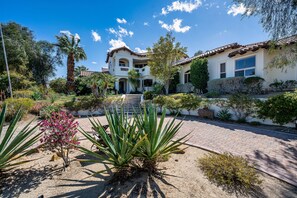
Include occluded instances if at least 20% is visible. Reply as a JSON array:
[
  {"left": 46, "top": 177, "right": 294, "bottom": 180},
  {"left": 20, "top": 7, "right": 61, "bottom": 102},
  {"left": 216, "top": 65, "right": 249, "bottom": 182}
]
[
  {"left": 106, "top": 47, "right": 155, "bottom": 94},
  {"left": 105, "top": 35, "right": 297, "bottom": 93},
  {"left": 177, "top": 35, "right": 297, "bottom": 90}
]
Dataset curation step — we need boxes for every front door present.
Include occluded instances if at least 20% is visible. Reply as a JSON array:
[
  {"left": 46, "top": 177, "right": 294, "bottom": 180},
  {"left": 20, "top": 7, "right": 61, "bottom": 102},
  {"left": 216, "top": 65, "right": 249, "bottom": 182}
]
[{"left": 119, "top": 80, "right": 126, "bottom": 94}]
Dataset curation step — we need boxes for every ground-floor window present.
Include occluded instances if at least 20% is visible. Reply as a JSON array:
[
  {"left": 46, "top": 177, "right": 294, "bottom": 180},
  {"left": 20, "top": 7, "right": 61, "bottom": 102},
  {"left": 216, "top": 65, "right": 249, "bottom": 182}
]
[
  {"left": 235, "top": 56, "right": 256, "bottom": 77},
  {"left": 220, "top": 63, "right": 226, "bottom": 78},
  {"left": 184, "top": 70, "right": 191, "bottom": 83}
]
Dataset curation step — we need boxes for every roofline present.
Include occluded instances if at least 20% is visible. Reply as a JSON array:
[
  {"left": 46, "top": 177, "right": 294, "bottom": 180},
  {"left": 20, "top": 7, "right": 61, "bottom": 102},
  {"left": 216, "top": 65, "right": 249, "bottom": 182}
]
[{"left": 105, "top": 46, "right": 147, "bottom": 63}]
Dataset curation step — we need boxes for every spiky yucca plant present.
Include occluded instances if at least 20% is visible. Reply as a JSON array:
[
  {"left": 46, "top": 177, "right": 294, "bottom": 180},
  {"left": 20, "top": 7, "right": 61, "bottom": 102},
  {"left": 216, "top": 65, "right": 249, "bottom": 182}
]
[
  {"left": 134, "top": 105, "right": 188, "bottom": 172},
  {"left": 0, "top": 105, "right": 41, "bottom": 173},
  {"left": 79, "top": 109, "right": 145, "bottom": 175}
]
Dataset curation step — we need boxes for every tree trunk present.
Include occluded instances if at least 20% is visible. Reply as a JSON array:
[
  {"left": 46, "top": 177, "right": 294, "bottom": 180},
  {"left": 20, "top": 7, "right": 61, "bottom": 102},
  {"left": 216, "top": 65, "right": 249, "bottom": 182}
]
[
  {"left": 92, "top": 85, "right": 99, "bottom": 98},
  {"left": 67, "top": 53, "right": 75, "bottom": 92},
  {"left": 165, "top": 82, "right": 169, "bottom": 95}
]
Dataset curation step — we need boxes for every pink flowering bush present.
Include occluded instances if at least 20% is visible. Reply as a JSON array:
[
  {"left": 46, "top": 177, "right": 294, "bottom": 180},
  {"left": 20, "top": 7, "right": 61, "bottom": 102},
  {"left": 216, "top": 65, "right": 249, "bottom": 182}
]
[{"left": 39, "top": 111, "right": 79, "bottom": 167}]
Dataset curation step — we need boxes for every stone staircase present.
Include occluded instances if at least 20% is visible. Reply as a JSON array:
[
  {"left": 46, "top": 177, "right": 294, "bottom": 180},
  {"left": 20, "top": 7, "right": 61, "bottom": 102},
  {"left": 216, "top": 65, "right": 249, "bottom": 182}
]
[{"left": 108, "top": 94, "right": 143, "bottom": 114}]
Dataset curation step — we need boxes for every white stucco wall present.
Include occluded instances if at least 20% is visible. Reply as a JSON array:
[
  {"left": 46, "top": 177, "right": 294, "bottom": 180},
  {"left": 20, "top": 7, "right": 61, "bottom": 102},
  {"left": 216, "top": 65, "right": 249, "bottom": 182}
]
[{"left": 179, "top": 48, "right": 297, "bottom": 88}]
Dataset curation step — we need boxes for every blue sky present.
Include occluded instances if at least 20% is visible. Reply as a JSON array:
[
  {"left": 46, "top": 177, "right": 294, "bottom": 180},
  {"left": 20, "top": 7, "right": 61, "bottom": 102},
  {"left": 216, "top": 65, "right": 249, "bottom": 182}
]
[{"left": 1, "top": 0, "right": 269, "bottom": 78}]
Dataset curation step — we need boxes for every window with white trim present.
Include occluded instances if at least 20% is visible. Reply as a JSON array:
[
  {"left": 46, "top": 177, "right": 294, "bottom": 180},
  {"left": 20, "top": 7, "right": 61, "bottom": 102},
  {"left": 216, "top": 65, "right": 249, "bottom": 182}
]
[
  {"left": 220, "top": 63, "right": 226, "bottom": 78},
  {"left": 235, "top": 56, "right": 256, "bottom": 77},
  {"left": 184, "top": 70, "right": 191, "bottom": 83}
]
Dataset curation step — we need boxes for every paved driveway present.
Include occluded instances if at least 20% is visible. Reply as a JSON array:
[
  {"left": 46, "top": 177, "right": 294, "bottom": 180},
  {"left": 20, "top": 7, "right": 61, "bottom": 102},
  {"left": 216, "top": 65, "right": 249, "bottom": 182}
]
[{"left": 77, "top": 115, "right": 297, "bottom": 187}]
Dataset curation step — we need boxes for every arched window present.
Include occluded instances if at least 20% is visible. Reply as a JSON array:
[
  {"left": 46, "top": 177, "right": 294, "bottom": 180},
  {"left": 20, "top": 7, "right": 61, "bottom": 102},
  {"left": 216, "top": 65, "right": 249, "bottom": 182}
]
[
  {"left": 119, "top": 58, "right": 129, "bottom": 67},
  {"left": 184, "top": 70, "right": 191, "bottom": 83}
]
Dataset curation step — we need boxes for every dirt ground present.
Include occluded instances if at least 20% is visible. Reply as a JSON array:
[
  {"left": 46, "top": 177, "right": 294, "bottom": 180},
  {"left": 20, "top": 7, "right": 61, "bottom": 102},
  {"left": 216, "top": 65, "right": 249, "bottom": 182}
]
[{"left": 1, "top": 128, "right": 297, "bottom": 198}]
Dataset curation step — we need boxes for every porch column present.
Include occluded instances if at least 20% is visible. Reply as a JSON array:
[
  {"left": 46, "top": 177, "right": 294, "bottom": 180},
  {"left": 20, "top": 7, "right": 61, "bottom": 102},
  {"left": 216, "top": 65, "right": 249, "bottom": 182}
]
[{"left": 115, "top": 80, "right": 119, "bottom": 92}]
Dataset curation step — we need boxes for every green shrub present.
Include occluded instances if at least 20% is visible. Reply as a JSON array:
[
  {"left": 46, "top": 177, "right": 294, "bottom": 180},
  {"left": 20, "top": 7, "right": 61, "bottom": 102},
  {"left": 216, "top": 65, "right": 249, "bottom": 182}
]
[
  {"left": 4, "top": 98, "right": 35, "bottom": 121},
  {"left": 179, "top": 94, "right": 201, "bottom": 114},
  {"left": 143, "top": 91, "right": 154, "bottom": 100},
  {"left": 204, "top": 91, "right": 220, "bottom": 98},
  {"left": 198, "top": 153, "right": 262, "bottom": 194},
  {"left": 30, "top": 101, "right": 51, "bottom": 116},
  {"left": 208, "top": 77, "right": 245, "bottom": 94},
  {"left": 64, "top": 96, "right": 104, "bottom": 111},
  {"left": 14, "top": 90, "right": 34, "bottom": 99},
  {"left": 269, "top": 79, "right": 297, "bottom": 92},
  {"left": 257, "top": 91, "right": 297, "bottom": 125},
  {"left": 153, "top": 83, "right": 164, "bottom": 94},
  {"left": 0, "top": 71, "right": 34, "bottom": 90},
  {"left": 190, "top": 58, "right": 209, "bottom": 93},
  {"left": 49, "top": 78, "right": 67, "bottom": 94},
  {"left": 217, "top": 109, "right": 232, "bottom": 121},
  {"left": 226, "top": 94, "right": 257, "bottom": 121},
  {"left": 40, "top": 105, "right": 60, "bottom": 119},
  {"left": 244, "top": 77, "right": 265, "bottom": 94},
  {"left": 153, "top": 95, "right": 167, "bottom": 109}
]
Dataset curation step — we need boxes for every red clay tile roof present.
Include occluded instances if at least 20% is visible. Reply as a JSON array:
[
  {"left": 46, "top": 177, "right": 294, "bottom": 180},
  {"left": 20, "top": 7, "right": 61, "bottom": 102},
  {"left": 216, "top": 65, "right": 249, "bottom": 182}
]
[
  {"left": 228, "top": 35, "right": 297, "bottom": 57},
  {"left": 105, "top": 46, "right": 147, "bottom": 63},
  {"left": 175, "top": 43, "right": 242, "bottom": 65}
]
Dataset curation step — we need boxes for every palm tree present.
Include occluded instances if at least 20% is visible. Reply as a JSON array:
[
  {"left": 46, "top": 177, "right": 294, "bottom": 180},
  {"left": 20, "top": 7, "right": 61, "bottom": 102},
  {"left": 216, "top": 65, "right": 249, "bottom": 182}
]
[
  {"left": 128, "top": 69, "right": 140, "bottom": 92},
  {"left": 86, "top": 73, "right": 115, "bottom": 98},
  {"left": 56, "top": 33, "right": 87, "bottom": 91}
]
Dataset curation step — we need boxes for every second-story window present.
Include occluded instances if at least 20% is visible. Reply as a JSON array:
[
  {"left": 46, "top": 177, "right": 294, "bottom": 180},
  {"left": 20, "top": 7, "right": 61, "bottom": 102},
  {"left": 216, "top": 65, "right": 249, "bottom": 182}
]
[{"left": 119, "top": 61, "right": 126, "bottom": 67}]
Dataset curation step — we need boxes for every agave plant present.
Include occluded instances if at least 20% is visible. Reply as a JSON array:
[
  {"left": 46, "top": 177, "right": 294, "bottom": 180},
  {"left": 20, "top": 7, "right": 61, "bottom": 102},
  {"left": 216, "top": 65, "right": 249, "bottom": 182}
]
[
  {"left": 0, "top": 105, "right": 41, "bottom": 173},
  {"left": 134, "top": 105, "right": 188, "bottom": 172},
  {"left": 79, "top": 108, "right": 145, "bottom": 174}
]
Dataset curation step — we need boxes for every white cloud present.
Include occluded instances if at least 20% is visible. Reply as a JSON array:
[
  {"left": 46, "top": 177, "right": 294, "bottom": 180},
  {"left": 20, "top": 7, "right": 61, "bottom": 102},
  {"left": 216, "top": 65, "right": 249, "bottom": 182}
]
[
  {"left": 161, "top": 0, "right": 202, "bottom": 15},
  {"left": 144, "top": 22, "right": 149, "bottom": 26},
  {"left": 159, "top": 19, "right": 191, "bottom": 33},
  {"left": 227, "top": 3, "right": 252, "bottom": 16},
  {"left": 108, "top": 26, "right": 133, "bottom": 38},
  {"left": 92, "top": 61, "right": 97, "bottom": 64},
  {"left": 109, "top": 39, "right": 129, "bottom": 51},
  {"left": 116, "top": 18, "right": 127, "bottom": 24},
  {"left": 91, "top": 30, "right": 101, "bottom": 42},
  {"left": 135, "top": 47, "right": 147, "bottom": 53}
]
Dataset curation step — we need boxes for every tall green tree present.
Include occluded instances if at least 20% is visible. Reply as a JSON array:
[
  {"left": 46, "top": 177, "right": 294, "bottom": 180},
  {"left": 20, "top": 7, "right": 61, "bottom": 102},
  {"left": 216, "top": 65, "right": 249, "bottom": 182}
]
[
  {"left": 0, "top": 22, "right": 62, "bottom": 87},
  {"left": 74, "top": 65, "right": 88, "bottom": 77},
  {"left": 128, "top": 69, "right": 140, "bottom": 92},
  {"left": 29, "top": 41, "right": 62, "bottom": 86},
  {"left": 56, "top": 33, "right": 87, "bottom": 91},
  {"left": 190, "top": 58, "right": 209, "bottom": 94},
  {"left": 147, "top": 32, "right": 187, "bottom": 94},
  {"left": 194, "top": 50, "right": 204, "bottom": 56}
]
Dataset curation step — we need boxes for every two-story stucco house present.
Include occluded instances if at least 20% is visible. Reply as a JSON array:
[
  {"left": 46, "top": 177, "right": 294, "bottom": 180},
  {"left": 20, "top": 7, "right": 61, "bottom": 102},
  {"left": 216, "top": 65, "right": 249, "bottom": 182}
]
[
  {"left": 105, "top": 47, "right": 156, "bottom": 94},
  {"left": 177, "top": 35, "right": 297, "bottom": 90},
  {"left": 105, "top": 35, "right": 297, "bottom": 94}
]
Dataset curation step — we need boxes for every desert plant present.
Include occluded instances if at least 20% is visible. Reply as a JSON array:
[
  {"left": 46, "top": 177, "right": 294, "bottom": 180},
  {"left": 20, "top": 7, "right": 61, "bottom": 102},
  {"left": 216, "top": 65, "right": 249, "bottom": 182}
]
[
  {"left": 39, "top": 111, "right": 79, "bottom": 167},
  {"left": 257, "top": 91, "right": 297, "bottom": 125},
  {"left": 198, "top": 153, "right": 262, "bottom": 195},
  {"left": 217, "top": 109, "right": 232, "bottom": 121},
  {"left": 0, "top": 105, "right": 41, "bottom": 173},
  {"left": 3, "top": 98, "right": 35, "bottom": 121},
  {"left": 79, "top": 109, "right": 145, "bottom": 175},
  {"left": 134, "top": 105, "right": 188, "bottom": 173}
]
